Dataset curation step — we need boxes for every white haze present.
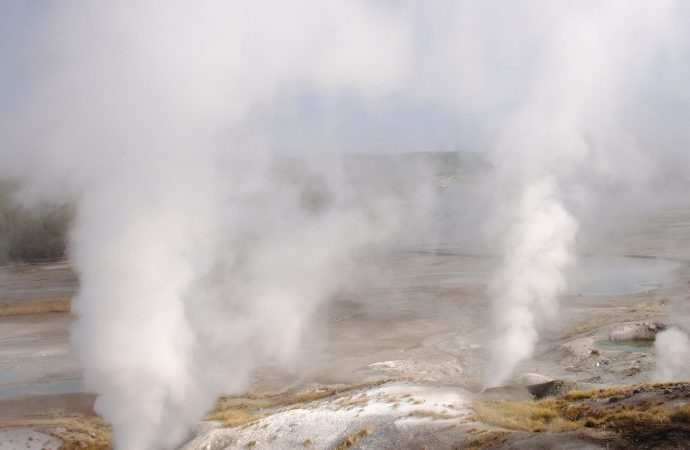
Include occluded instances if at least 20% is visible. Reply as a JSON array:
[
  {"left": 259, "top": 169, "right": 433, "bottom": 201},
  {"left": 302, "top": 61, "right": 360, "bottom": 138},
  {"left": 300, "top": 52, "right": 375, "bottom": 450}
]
[
  {"left": 2, "top": 0, "right": 690, "bottom": 448},
  {"left": 654, "top": 271, "right": 690, "bottom": 381},
  {"left": 655, "top": 328, "right": 690, "bottom": 381},
  {"left": 3, "top": 2, "right": 413, "bottom": 449},
  {"left": 481, "top": 2, "right": 675, "bottom": 388}
]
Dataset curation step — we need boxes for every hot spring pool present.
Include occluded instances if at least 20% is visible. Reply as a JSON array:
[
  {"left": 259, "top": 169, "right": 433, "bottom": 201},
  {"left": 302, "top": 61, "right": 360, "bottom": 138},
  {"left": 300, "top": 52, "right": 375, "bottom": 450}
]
[
  {"left": 567, "top": 256, "right": 682, "bottom": 295},
  {"left": 594, "top": 339, "right": 655, "bottom": 353}
]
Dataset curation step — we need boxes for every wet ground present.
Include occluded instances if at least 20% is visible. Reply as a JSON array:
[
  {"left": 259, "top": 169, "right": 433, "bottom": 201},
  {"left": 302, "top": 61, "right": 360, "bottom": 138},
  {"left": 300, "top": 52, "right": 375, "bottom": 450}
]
[
  {"left": 1, "top": 206, "right": 690, "bottom": 448},
  {"left": 0, "top": 262, "right": 77, "bottom": 303},
  {"left": 0, "top": 263, "right": 80, "bottom": 401},
  {"left": 4, "top": 250, "right": 682, "bottom": 400},
  {"left": 251, "top": 247, "right": 686, "bottom": 392}
]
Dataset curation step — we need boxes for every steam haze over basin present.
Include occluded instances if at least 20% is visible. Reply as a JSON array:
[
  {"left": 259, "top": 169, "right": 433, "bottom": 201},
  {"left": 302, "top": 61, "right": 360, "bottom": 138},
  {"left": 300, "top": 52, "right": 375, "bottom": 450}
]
[{"left": 2, "top": 1, "right": 690, "bottom": 449}]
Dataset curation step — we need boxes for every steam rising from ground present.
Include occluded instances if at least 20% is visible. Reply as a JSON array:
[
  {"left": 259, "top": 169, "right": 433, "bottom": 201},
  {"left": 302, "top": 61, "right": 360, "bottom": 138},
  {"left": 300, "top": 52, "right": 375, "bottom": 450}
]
[
  {"left": 2, "top": 0, "right": 690, "bottom": 447},
  {"left": 654, "top": 279, "right": 690, "bottom": 381},
  {"left": 482, "top": 1, "right": 685, "bottom": 387},
  {"left": 3, "top": 2, "right": 411, "bottom": 448},
  {"left": 655, "top": 328, "right": 690, "bottom": 381},
  {"left": 484, "top": 177, "right": 577, "bottom": 388}
]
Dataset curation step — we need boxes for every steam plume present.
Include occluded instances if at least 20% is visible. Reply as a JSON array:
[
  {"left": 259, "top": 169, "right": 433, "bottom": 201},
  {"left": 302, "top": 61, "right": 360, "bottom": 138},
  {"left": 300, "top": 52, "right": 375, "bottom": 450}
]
[
  {"left": 2, "top": 2, "right": 409, "bottom": 448},
  {"left": 482, "top": 1, "right": 679, "bottom": 387},
  {"left": 484, "top": 177, "right": 577, "bottom": 388},
  {"left": 2, "top": 0, "right": 690, "bottom": 446},
  {"left": 655, "top": 328, "right": 690, "bottom": 381}
]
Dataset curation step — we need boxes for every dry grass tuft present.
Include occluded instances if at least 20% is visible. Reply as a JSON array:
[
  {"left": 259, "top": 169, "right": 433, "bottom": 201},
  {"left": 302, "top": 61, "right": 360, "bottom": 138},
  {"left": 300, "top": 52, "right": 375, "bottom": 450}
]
[
  {"left": 206, "top": 409, "right": 262, "bottom": 427},
  {"left": 0, "top": 416, "right": 110, "bottom": 450},
  {"left": 337, "top": 394, "right": 370, "bottom": 409},
  {"left": 474, "top": 393, "right": 690, "bottom": 435},
  {"left": 335, "top": 426, "right": 372, "bottom": 450},
  {"left": 303, "top": 438, "right": 313, "bottom": 447},
  {"left": 644, "top": 382, "right": 681, "bottom": 389},
  {"left": 473, "top": 398, "right": 581, "bottom": 432},
  {"left": 467, "top": 430, "right": 510, "bottom": 450},
  {"left": 669, "top": 406, "right": 690, "bottom": 423},
  {"left": 565, "top": 386, "right": 634, "bottom": 401},
  {"left": 0, "top": 297, "right": 71, "bottom": 316},
  {"left": 564, "top": 389, "right": 596, "bottom": 400},
  {"left": 407, "top": 410, "right": 458, "bottom": 420}
]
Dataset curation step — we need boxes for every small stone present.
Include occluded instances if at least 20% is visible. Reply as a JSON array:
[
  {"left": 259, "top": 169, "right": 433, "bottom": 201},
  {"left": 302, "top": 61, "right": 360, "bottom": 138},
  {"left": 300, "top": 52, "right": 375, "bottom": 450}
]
[{"left": 608, "top": 396, "right": 620, "bottom": 403}]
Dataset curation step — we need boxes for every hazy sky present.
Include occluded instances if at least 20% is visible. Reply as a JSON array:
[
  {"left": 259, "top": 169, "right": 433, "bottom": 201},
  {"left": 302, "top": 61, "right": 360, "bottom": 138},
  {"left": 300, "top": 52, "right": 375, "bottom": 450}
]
[
  {"left": 3, "top": 2, "right": 689, "bottom": 158},
  {"left": 0, "top": 1, "right": 45, "bottom": 107},
  {"left": 0, "top": 1, "right": 487, "bottom": 155}
]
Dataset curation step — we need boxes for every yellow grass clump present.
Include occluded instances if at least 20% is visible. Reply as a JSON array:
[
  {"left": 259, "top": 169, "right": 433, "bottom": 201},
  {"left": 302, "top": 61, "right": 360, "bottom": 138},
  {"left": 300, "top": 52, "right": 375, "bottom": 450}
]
[
  {"left": 474, "top": 396, "right": 690, "bottom": 434},
  {"left": 335, "top": 426, "right": 372, "bottom": 450},
  {"left": 0, "top": 416, "right": 110, "bottom": 450},
  {"left": 206, "top": 409, "right": 262, "bottom": 427},
  {"left": 473, "top": 398, "right": 581, "bottom": 432},
  {"left": 564, "top": 386, "right": 633, "bottom": 401},
  {"left": 0, "top": 297, "right": 71, "bottom": 316},
  {"left": 407, "top": 410, "right": 458, "bottom": 420},
  {"left": 467, "top": 430, "right": 510, "bottom": 450}
]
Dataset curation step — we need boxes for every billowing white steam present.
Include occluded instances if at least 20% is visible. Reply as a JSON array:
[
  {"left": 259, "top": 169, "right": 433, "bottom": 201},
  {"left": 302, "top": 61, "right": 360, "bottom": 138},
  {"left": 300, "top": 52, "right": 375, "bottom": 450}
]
[
  {"left": 654, "top": 281, "right": 690, "bottom": 381},
  {"left": 3, "top": 2, "right": 410, "bottom": 449},
  {"left": 655, "top": 328, "right": 690, "bottom": 381},
  {"left": 482, "top": 1, "right": 681, "bottom": 387},
  {"left": 3, "top": 0, "right": 690, "bottom": 446},
  {"left": 484, "top": 177, "right": 577, "bottom": 388}
]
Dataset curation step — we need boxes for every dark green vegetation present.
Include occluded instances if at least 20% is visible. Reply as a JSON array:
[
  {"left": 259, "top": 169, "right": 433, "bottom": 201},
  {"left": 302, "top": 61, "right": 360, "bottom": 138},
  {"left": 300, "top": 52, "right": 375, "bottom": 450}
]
[{"left": 0, "top": 180, "right": 73, "bottom": 263}]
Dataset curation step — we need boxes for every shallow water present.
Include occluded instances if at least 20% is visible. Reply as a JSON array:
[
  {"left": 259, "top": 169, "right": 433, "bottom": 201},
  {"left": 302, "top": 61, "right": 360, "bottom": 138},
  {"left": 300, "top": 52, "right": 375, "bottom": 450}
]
[
  {"left": 567, "top": 256, "right": 682, "bottom": 295},
  {"left": 0, "top": 314, "right": 81, "bottom": 400},
  {"left": 595, "top": 340, "right": 654, "bottom": 353},
  {"left": 377, "top": 254, "right": 682, "bottom": 296},
  {"left": 0, "top": 378, "right": 83, "bottom": 400},
  {"left": 0, "top": 254, "right": 681, "bottom": 402}
]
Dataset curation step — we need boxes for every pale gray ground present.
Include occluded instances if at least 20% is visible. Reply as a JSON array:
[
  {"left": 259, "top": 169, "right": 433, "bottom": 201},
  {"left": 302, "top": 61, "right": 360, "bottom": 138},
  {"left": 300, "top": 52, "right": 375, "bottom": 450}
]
[
  {"left": 0, "top": 263, "right": 77, "bottom": 303},
  {"left": 0, "top": 429, "right": 60, "bottom": 450},
  {"left": 0, "top": 313, "right": 81, "bottom": 400},
  {"left": 1, "top": 206, "right": 690, "bottom": 448}
]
